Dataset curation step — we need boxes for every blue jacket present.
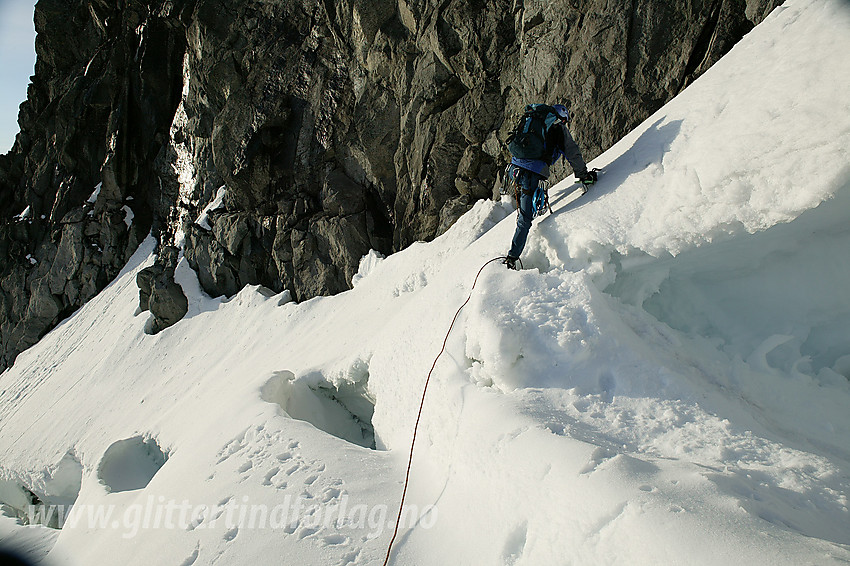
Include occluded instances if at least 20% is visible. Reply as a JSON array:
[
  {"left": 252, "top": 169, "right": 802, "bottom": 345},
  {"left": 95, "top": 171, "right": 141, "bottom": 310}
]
[{"left": 511, "top": 121, "right": 588, "bottom": 180}]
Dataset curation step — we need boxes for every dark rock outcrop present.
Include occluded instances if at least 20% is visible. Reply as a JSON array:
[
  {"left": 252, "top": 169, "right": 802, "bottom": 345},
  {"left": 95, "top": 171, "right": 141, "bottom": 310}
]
[
  {"left": 136, "top": 245, "right": 187, "bottom": 334},
  {"left": 1, "top": 0, "right": 183, "bottom": 367},
  {"left": 0, "top": 0, "right": 782, "bottom": 370}
]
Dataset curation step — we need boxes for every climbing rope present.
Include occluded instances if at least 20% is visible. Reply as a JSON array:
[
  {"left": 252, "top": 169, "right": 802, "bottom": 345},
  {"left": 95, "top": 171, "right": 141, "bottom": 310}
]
[{"left": 382, "top": 256, "right": 509, "bottom": 565}]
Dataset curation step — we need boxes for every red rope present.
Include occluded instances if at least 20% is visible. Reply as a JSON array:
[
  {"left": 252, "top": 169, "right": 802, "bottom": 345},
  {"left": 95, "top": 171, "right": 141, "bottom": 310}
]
[{"left": 382, "top": 257, "right": 506, "bottom": 565}]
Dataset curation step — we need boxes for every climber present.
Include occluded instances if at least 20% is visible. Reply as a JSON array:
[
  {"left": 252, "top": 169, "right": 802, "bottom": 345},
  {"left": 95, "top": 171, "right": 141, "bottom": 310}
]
[{"left": 503, "top": 103, "right": 596, "bottom": 270}]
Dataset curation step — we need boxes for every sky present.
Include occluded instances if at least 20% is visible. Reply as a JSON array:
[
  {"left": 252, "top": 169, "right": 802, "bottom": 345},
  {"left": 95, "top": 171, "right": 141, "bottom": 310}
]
[{"left": 0, "top": 0, "right": 37, "bottom": 154}]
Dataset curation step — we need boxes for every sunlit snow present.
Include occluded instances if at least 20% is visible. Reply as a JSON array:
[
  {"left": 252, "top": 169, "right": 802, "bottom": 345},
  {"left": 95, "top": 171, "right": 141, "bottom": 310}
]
[{"left": 1, "top": 0, "right": 849, "bottom": 564}]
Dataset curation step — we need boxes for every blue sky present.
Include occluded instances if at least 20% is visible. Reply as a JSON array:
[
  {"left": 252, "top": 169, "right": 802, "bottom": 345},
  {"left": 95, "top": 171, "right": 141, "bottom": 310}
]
[{"left": 0, "top": 0, "right": 37, "bottom": 154}]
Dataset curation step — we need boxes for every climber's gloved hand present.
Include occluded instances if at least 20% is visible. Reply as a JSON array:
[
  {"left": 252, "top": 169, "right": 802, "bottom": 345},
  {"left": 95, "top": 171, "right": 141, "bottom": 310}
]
[{"left": 577, "top": 170, "right": 597, "bottom": 186}]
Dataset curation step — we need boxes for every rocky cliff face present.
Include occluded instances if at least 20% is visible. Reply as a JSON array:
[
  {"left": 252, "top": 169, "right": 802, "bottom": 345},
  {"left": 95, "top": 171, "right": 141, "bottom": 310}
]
[{"left": 0, "top": 0, "right": 781, "bottom": 370}]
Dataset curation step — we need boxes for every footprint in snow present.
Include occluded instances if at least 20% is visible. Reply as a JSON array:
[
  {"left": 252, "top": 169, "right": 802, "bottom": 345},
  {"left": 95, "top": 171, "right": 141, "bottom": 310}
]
[
  {"left": 263, "top": 467, "right": 280, "bottom": 486},
  {"left": 178, "top": 545, "right": 200, "bottom": 566},
  {"left": 321, "top": 486, "right": 342, "bottom": 503},
  {"left": 322, "top": 533, "right": 349, "bottom": 546},
  {"left": 209, "top": 496, "right": 232, "bottom": 521},
  {"left": 297, "top": 526, "right": 320, "bottom": 539},
  {"left": 217, "top": 437, "right": 246, "bottom": 463},
  {"left": 282, "top": 520, "right": 299, "bottom": 535},
  {"left": 598, "top": 371, "right": 616, "bottom": 403},
  {"left": 501, "top": 522, "right": 528, "bottom": 565}
]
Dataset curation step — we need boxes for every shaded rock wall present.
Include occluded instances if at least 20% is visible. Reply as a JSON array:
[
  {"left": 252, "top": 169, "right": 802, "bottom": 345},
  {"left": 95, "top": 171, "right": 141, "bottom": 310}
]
[
  {"left": 0, "top": 0, "right": 782, "bottom": 368},
  {"left": 1, "top": 0, "right": 184, "bottom": 365}
]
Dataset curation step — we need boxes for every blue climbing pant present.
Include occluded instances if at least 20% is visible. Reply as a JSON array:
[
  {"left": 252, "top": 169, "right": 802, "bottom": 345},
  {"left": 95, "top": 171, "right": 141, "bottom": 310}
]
[{"left": 508, "top": 168, "right": 544, "bottom": 259}]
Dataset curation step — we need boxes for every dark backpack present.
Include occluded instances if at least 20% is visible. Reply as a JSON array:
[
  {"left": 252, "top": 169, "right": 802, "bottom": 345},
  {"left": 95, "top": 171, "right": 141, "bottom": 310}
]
[{"left": 507, "top": 104, "right": 557, "bottom": 160}]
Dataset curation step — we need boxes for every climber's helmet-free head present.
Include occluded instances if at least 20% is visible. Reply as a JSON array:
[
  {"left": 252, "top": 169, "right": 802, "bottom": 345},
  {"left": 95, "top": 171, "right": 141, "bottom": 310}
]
[{"left": 552, "top": 104, "right": 570, "bottom": 123}]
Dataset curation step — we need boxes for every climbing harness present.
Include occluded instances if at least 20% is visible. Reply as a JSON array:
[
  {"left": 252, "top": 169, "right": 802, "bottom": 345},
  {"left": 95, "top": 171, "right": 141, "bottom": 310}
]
[{"left": 500, "top": 164, "right": 551, "bottom": 217}]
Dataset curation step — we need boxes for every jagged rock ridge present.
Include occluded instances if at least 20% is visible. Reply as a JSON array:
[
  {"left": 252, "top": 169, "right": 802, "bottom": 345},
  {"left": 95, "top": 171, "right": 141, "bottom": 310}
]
[{"left": 0, "top": 0, "right": 781, "bottom": 369}]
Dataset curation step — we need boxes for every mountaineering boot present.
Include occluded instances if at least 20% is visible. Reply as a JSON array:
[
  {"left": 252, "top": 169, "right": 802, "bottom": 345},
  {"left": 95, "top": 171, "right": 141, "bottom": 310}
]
[{"left": 503, "top": 256, "right": 519, "bottom": 270}]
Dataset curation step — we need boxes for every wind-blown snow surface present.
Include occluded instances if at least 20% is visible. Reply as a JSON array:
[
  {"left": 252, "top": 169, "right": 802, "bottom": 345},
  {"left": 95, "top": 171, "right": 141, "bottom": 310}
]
[{"left": 2, "top": 0, "right": 850, "bottom": 563}]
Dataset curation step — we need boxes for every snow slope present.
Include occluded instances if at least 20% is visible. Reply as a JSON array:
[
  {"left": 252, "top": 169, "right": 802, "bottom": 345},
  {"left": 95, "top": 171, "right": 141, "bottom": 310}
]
[{"left": 2, "top": 0, "right": 850, "bottom": 564}]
